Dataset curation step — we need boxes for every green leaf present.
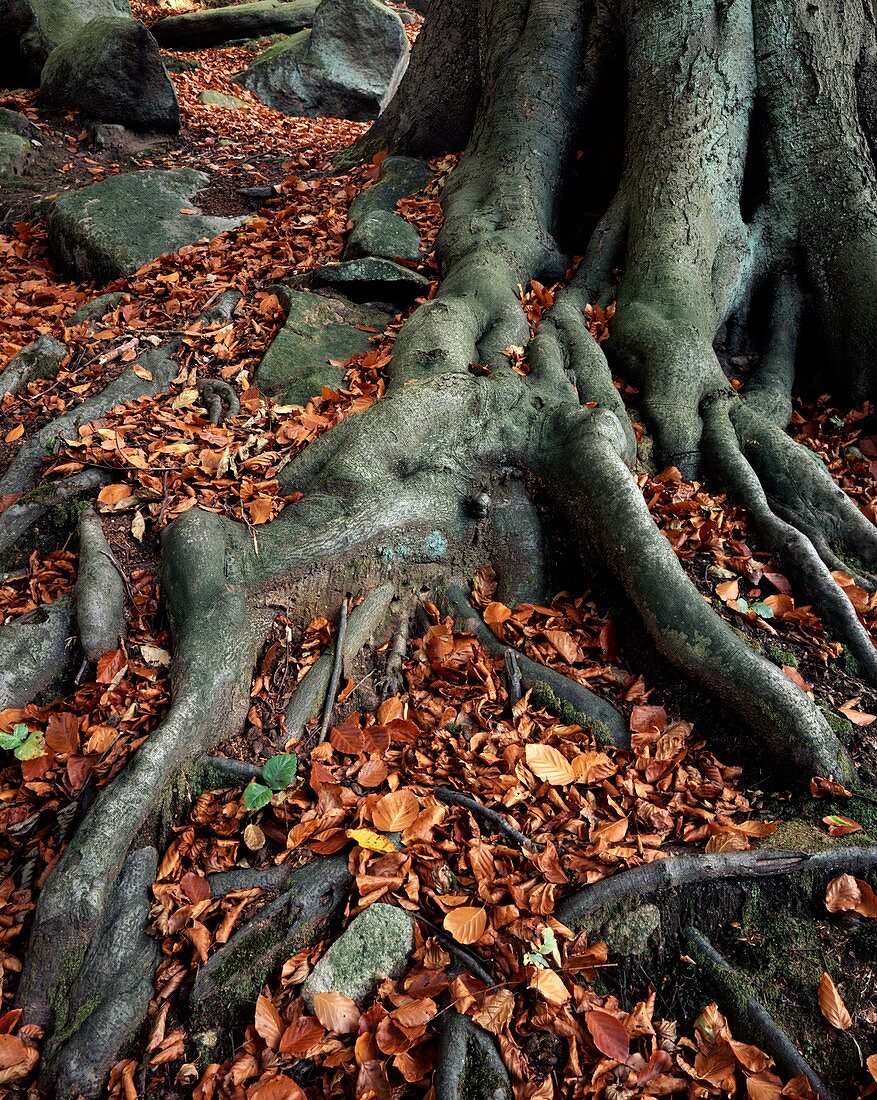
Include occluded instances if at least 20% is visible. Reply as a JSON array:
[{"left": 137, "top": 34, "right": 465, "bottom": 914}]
[
  {"left": 0, "top": 724, "right": 29, "bottom": 751},
  {"left": 735, "top": 598, "right": 750, "bottom": 613},
  {"left": 523, "top": 950, "right": 549, "bottom": 969},
  {"left": 262, "top": 752, "right": 298, "bottom": 791},
  {"left": 243, "top": 781, "right": 274, "bottom": 811},
  {"left": 539, "top": 926, "right": 558, "bottom": 957},
  {"left": 751, "top": 601, "right": 774, "bottom": 619},
  {"left": 15, "top": 732, "right": 45, "bottom": 761}
]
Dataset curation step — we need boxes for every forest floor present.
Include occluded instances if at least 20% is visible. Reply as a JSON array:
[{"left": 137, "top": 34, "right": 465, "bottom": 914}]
[{"left": 2, "top": 6, "right": 877, "bottom": 1099}]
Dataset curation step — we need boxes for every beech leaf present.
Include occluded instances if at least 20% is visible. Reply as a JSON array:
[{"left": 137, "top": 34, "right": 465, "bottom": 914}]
[
  {"left": 525, "top": 743, "right": 575, "bottom": 786},
  {"left": 313, "top": 991, "right": 360, "bottom": 1035},
  {"left": 585, "top": 1008, "right": 630, "bottom": 1062},
  {"left": 443, "top": 905, "right": 487, "bottom": 945},
  {"left": 817, "top": 972, "right": 852, "bottom": 1030},
  {"left": 372, "top": 788, "right": 419, "bottom": 832}
]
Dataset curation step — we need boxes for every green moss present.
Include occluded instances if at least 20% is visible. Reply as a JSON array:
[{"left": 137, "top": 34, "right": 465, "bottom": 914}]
[
  {"left": 460, "top": 1033, "right": 511, "bottom": 1099},
  {"left": 842, "top": 646, "right": 863, "bottom": 679},
  {"left": 767, "top": 646, "right": 797, "bottom": 668},
  {"left": 529, "top": 680, "right": 614, "bottom": 747},
  {"left": 819, "top": 705, "right": 853, "bottom": 745}
]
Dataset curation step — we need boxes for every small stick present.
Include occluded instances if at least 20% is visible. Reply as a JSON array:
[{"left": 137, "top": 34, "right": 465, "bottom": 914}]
[
  {"left": 415, "top": 912, "right": 495, "bottom": 986},
  {"left": 318, "top": 596, "right": 349, "bottom": 743},
  {"left": 503, "top": 648, "right": 522, "bottom": 710},
  {"left": 434, "top": 786, "right": 543, "bottom": 851}
]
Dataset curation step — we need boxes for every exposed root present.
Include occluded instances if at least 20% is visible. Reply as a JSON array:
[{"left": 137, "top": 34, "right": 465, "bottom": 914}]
[
  {"left": 73, "top": 506, "right": 126, "bottom": 661},
  {"left": 190, "top": 855, "right": 351, "bottom": 1025},
  {"left": 436, "top": 1009, "right": 512, "bottom": 1100},
  {"left": 556, "top": 846, "right": 877, "bottom": 930},
  {"left": 0, "top": 467, "right": 112, "bottom": 557},
  {"left": 0, "top": 594, "right": 76, "bottom": 709},
  {"left": 686, "top": 926, "right": 835, "bottom": 1099},
  {"left": 198, "top": 377, "right": 240, "bottom": 426}
]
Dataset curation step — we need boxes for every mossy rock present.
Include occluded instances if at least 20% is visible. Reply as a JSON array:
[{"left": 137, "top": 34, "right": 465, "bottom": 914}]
[
  {"left": 47, "top": 168, "right": 243, "bottom": 282},
  {"left": 152, "top": 0, "right": 316, "bottom": 48},
  {"left": 199, "top": 89, "right": 249, "bottom": 109},
  {"left": 305, "top": 257, "right": 430, "bottom": 305},
  {"left": 0, "top": 132, "right": 34, "bottom": 178},
  {"left": 255, "top": 287, "right": 389, "bottom": 403},
  {"left": 40, "top": 17, "right": 179, "bottom": 132},
  {"left": 344, "top": 209, "right": 421, "bottom": 262}
]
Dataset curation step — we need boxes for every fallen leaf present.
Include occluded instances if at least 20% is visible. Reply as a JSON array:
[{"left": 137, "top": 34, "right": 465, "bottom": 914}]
[
  {"left": 346, "top": 828, "right": 397, "bottom": 853},
  {"left": 443, "top": 906, "right": 487, "bottom": 945},
  {"left": 255, "top": 994, "right": 284, "bottom": 1048},
  {"left": 372, "top": 788, "right": 419, "bottom": 832},
  {"left": 585, "top": 1008, "right": 630, "bottom": 1062},
  {"left": 525, "top": 743, "right": 575, "bottom": 786},
  {"left": 313, "top": 991, "right": 360, "bottom": 1035},
  {"left": 825, "top": 874, "right": 877, "bottom": 918},
  {"left": 817, "top": 972, "right": 852, "bottom": 1030},
  {"left": 531, "top": 968, "right": 569, "bottom": 1006}
]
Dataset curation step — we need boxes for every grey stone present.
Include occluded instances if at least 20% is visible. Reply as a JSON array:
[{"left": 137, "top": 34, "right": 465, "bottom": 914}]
[
  {"left": 199, "top": 89, "right": 249, "bottom": 109},
  {"left": 67, "top": 291, "right": 127, "bottom": 325},
  {"left": 0, "top": 108, "right": 38, "bottom": 137},
  {"left": 307, "top": 256, "right": 430, "bottom": 305},
  {"left": 0, "top": 0, "right": 130, "bottom": 87},
  {"left": 235, "top": 0, "right": 408, "bottom": 121},
  {"left": 345, "top": 208, "right": 421, "bottom": 262},
  {"left": 302, "top": 902, "right": 413, "bottom": 1008},
  {"left": 255, "top": 287, "right": 388, "bottom": 402},
  {"left": 47, "top": 168, "right": 243, "bottom": 282},
  {"left": 40, "top": 18, "right": 179, "bottom": 132},
  {"left": 152, "top": 0, "right": 316, "bottom": 48},
  {"left": 0, "top": 334, "right": 66, "bottom": 396},
  {"left": 601, "top": 902, "right": 661, "bottom": 957},
  {"left": 162, "top": 54, "right": 200, "bottom": 73},
  {"left": 0, "top": 132, "right": 34, "bottom": 178},
  {"left": 348, "top": 155, "right": 431, "bottom": 223}
]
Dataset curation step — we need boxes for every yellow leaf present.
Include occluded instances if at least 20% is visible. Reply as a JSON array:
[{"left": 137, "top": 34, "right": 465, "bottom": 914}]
[
  {"left": 525, "top": 743, "right": 575, "bottom": 786},
  {"left": 346, "top": 828, "right": 396, "bottom": 853}
]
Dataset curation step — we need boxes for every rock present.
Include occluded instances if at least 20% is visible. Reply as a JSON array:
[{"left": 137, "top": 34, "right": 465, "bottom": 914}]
[
  {"left": 161, "top": 54, "right": 200, "bottom": 72},
  {"left": 152, "top": 0, "right": 316, "bottom": 48},
  {"left": 437, "top": 1011, "right": 512, "bottom": 1100},
  {"left": 302, "top": 903, "right": 413, "bottom": 1008},
  {"left": 350, "top": 156, "right": 431, "bottom": 221},
  {"left": 47, "top": 168, "right": 243, "bottom": 282},
  {"left": 601, "top": 903, "right": 661, "bottom": 956},
  {"left": 40, "top": 18, "right": 179, "bottom": 132},
  {"left": 255, "top": 288, "right": 389, "bottom": 402},
  {"left": 0, "top": 108, "right": 38, "bottom": 137},
  {"left": 306, "top": 257, "right": 429, "bottom": 305},
  {"left": 0, "top": 0, "right": 130, "bottom": 87},
  {"left": 0, "top": 132, "right": 34, "bottom": 178},
  {"left": 199, "top": 89, "right": 249, "bottom": 109},
  {"left": 67, "top": 291, "right": 127, "bottom": 325},
  {"left": 345, "top": 208, "right": 421, "bottom": 262},
  {"left": 235, "top": 0, "right": 408, "bottom": 121},
  {"left": 0, "top": 334, "right": 66, "bottom": 396}
]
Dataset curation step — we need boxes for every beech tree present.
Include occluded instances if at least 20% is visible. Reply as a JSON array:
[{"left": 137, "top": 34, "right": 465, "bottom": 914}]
[{"left": 12, "top": 0, "right": 877, "bottom": 1096}]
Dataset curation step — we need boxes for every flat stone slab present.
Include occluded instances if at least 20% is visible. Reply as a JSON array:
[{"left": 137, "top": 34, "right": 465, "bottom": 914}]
[
  {"left": 199, "top": 89, "right": 249, "bottom": 109},
  {"left": 345, "top": 208, "right": 421, "bottom": 262},
  {"left": 152, "top": 0, "right": 316, "bottom": 48},
  {"left": 47, "top": 168, "right": 243, "bottom": 282},
  {"left": 307, "top": 257, "right": 430, "bottom": 305},
  {"left": 256, "top": 287, "right": 388, "bottom": 403},
  {"left": 301, "top": 902, "right": 413, "bottom": 1008}
]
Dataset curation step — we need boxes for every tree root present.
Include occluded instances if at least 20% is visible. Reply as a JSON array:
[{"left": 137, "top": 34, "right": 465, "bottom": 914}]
[
  {"left": 317, "top": 594, "right": 348, "bottom": 743},
  {"left": 73, "top": 506, "right": 126, "bottom": 661},
  {"left": 436, "top": 1009, "right": 512, "bottom": 1100},
  {"left": 40, "top": 846, "right": 160, "bottom": 1100},
  {"left": 190, "top": 855, "right": 352, "bottom": 1026},
  {"left": 443, "top": 584, "right": 628, "bottom": 748},
  {"left": 0, "top": 594, "right": 76, "bottom": 709},
  {"left": 198, "top": 378, "right": 240, "bottom": 426},
  {"left": 286, "top": 583, "right": 394, "bottom": 743},
  {"left": 685, "top": 926, "right": 835, "bottom": 1100},
  {"left": 0, "top": 467, "right": 112, "bottom": 557},
  {"left": 556, "top": 846, "right": 877, "bottom": 931}
]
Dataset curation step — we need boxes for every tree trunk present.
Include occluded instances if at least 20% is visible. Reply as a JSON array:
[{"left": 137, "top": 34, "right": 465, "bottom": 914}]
[{"left": 10, "top": 0, "right": 877, "bottom": 1095}]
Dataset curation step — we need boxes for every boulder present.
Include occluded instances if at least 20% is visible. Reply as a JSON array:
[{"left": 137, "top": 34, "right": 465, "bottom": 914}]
[
  {"left": 345, "top": 209, "right": 420, "bottom": 262},
  {"left": 0, "top": 132, "right": 34, "bottom": 178},
  {"left": 152, "top": 0, "right": 316, "bottom": 48},
  {"left": 305, "top": 256, "right": 430, "bottom": 304},
  {"left": 40, "top": 18, "right": 179, "bottom": 132},
  {"left": 301, "top": 903, "right": 413, "bottom": 1008},
  {"left": 66, "top": 291, "right": 128, "bottom": 325},
  {"left": 255, "top": 287, "right": 389, "bottom": 402},
  {"left": 0, "top": 0, "right": 130, "bottom": 87},
  {"left": 47, "top": 168, "right": 243, "bottom": 282},
  {"left": 0, "top": 334, "right": 66, "bottom": 396},
  {"left": 0, "top": 108, "right": 39, "bottom": 137},
  {"left": 161, "top": 54, "right": 200, "bottom": 73},
  {"left": 235, "top": 0, "right": 408, "bottom": 121}
]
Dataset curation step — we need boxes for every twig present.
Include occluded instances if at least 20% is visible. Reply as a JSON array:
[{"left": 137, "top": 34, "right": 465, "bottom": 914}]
[
  {"left": 434, "top": 786, "right": 543, "bottom": 850},
  {"left": 415, "top": 912, "right": 495, "bottom": 985},
  {"left": 318, "top": 596, "right": 349, "bottom": 743}
]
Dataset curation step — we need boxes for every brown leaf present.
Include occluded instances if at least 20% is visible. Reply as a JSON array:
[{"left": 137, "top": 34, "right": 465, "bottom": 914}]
[
  {"left": 825, "top": 874, "right": 877, "bottom": 918},
  {"left": 250, "top": 1075, "right": 307, "bottom": 1100},
  {"left": 372, "top": 788, "right": 419, "bottom": 832},
  {"left": 817, "top": 973, "right": 852, "bottom": 1030},
  {"left": 443, "top": 905, "right": 487, "bottom": 945},
  {"left": 313, "top": 991, "right": 360, "bottom": 1035},
  {"left": 254, "top": 994, "right": 284, "bottom": 1049},
  {"left": 822, "top": 815, "right": 862, "bottom": 837},
  {"left": 97, "top": 483, "right": 134, "bottom": 506},
  {"left": 4, "top": 424, "right": 23, "bottom": 443},
  {"left": 531, "top": 968, "right": 569, "bottom": 1006},
  {"left": 585, "top": 1008, "right": 630, "bottom": 1063}
]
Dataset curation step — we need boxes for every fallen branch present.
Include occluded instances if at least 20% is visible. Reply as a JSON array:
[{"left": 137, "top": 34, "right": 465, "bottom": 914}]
[
  {"left": 318, "top": 595, "right": 349, "bottom": 743},
  {"left": 434, "top": 786, "right": 542, "bottom": 851}
]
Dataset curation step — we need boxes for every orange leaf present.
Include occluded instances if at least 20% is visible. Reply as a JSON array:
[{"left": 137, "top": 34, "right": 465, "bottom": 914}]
[
  {"left": 372, "top": 788, "right": 419, "bottom": 832},
  {"left": 525, "top": 743, "right": 575, "bottom": 786},
  {"left": 443, "top": 905, "right": 487, "bottom": 945},
  {"left": 531, "top": 968, "right": 569, "bottom": 1006},
  {"left": 97, "top": 483, "right": 134, "bottom": 506},
  {"left": 4, "top": 424, "right": 23, "bottom": 443},
  {"left": 817, "top": 973, "right": 852, "bottom": 1030},
  {"left": 825, "top": 874, "right": 877, "bottom": 918},
  {"left": 822, "top": 815, "right": 862, "bottom": 837},
  {"left": 585, "top": 1008, "right": 630, "bottom": 1063},
  {"left": 313, "top": 991, "right": 360, "bottom": 1035},
  {"left": 250, "top": 1074, "right": 307, "bottom": 1100},
  {"left": 254, "top": 994, "right": 283, "bottom": 1048},
  {"left": 716, "top": 579, "right": 739, "bottom": 602}
]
